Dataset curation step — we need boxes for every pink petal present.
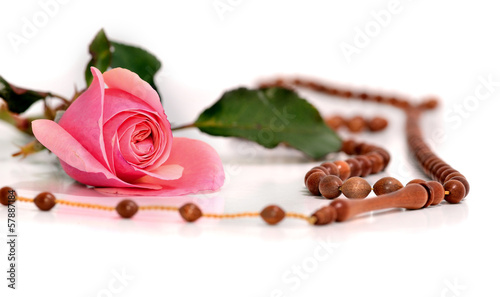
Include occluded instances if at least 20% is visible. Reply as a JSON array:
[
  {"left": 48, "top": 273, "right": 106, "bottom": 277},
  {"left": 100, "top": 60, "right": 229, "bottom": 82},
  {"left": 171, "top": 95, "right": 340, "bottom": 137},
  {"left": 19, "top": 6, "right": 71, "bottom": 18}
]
[
  {"left": 58, "top": 67, "right": 111, "bottom": 171},
  {"left": 32, "top": 119, "right": 159, "bottom": 190},
  {"left": 96, "top": 137, "right": 225, "bottom": 196},
  {"left": 102, "top": 68, "right": 165, "bottom": 114}
]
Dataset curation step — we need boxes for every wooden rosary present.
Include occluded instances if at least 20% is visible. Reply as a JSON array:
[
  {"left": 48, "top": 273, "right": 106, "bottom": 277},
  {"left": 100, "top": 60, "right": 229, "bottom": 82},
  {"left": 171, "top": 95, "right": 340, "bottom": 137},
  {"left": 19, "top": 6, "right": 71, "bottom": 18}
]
[{"left": 0, "top": 78, "right": 469, "bottom": 226}]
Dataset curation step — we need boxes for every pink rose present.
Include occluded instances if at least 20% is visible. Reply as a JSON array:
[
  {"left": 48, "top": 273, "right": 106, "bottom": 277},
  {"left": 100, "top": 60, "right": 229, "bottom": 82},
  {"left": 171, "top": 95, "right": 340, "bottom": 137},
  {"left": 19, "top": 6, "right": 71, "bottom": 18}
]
[{"left": 32, "top": 67, "right": 224, "bottom": 195}]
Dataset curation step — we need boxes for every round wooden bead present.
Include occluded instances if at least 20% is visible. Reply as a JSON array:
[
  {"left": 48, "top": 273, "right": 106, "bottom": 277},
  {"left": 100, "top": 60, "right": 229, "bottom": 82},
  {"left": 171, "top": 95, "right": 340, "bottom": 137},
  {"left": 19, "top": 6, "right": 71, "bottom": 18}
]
[
  {"left": 450, "top": 176, "right": 469, "bottom": 196},
  {"left": 347, "top": 116, "right": 365, "bottom": 133},
  {"left": 326, "top": 115, "right": 344, "bottom": 130},
  {"left": 312, "top": 206, "right": 337, "bottom": 225},
  {"left": 116, "top": 199, "right": 139, "bottom": 218},
  {"left": 306, "top": 171, "right": 327, "bottom": 196},
  {"left": 333, "top": 160, "right": 351, "bottom": 181},
  {"left": 426, "top": 181, "right": 445, "bottom": 205},
  {"left": 320, "top": 162, "right": 340, "bottom": 176},
  {"left": 406, "top": 178, "right": 426, "bottom": 186},
  {"left": 304, "top": 168, "right": 324, "bottom": 185},
  {"left": 341, "top": 177, "right": 372, "bottom": 199},
  {"left": 432, "top": 164, "right": 449, "bottom": 180},
  {"left": 310, "top": 166, "right": 329, "bottom": 175},
  {"left": 34, "top": 192, "right": 56, "bottom": 211},
  {"left": 438, "top": 168, "right": 457, "bottom": 183},
  {"left": 429, "top": 162, "right": 446, "bottom": 175},
  {"left": 355, "top": 156, "right": 372, "bottom": 177},
  {"left": 443, "top": 180, "right": 466, "bottom": 204},
  {"left": 0, "top": 187, "right": 16, "bottom": 206},
  {"left": 341, "top": 139, "right": 357, "bottom": 155},
  {"left": 414, "top": 182, "right": 434, "bottom": 208},
  {"left": 359, "top": 144, "right": 377, "bottom": 154},
  {"left": 373, "top": 177, "right": 403, "bottom": 196},
  {"left": 368, "top": 117, "right": 388, "bottom": 132},
  {"left": 260, "top": 205, "right": 285, "bottom": 225},
  {"left": 179, "top": 203, "right": 203, "bottom": 222},
  {"left": 444, "top": 172, "right": 464, "bottom": 183},
  {"left": 372, "top": 149, "right": 390, "bottom": 169},
  {"left": 423, "top": 157, "right": 440, "bottom": 175},
  {"left": 319, "top": 175, "right": 343, "bottom": 199},
  {"left": 345, "top": 158, "right": 362, "bottom": 177},
  {"left": 355, "top": 143, "right": 374, "bottom": 155},
  {"left": 366, "top": 152, "right": 384, "bottom": 174}
]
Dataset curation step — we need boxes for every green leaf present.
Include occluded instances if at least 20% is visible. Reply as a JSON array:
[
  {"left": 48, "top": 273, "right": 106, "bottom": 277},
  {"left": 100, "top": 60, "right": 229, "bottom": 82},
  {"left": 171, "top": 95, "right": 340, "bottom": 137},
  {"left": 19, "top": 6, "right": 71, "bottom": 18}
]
[
  {"left": 109, "top": 41, "right": 161, "bottom": 93},
  {"left": 85, "top": 29, "right": 162, "bottom": 96},
  {"left": 0, "top": 75, "right": 48, "bottom": 114},
  {"left": 85, "top": 29, "right": 111, "bottom": 86},
  {"left": 194, "top": 87, "right": 342, "bottom": 159}
]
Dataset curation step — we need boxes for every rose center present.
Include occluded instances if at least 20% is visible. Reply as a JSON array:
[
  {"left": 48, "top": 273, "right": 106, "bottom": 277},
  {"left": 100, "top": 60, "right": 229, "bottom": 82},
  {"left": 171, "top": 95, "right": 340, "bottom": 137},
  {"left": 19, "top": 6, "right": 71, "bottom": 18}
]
[{"left": 131, "top": 125, "right": 154, "bottom": 156}]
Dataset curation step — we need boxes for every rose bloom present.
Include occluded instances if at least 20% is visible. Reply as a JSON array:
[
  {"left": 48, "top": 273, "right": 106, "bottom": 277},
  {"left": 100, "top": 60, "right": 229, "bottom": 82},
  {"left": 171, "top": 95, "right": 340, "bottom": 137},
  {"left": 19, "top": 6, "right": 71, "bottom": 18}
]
[{"left": 33, "top": 67, "right": 224, "bottom": 195}]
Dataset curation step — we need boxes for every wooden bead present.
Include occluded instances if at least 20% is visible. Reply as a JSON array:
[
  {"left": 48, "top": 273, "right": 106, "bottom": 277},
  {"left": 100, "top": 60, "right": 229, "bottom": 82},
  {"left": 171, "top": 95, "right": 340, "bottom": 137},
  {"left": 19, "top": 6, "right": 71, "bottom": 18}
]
[
  {"left": 429, "top": 162, "right": 446, "bottom": 175},
  {"left": 444, "top": 180, "right": 466, "bottom": 204},
  {"left": 341, "top": 177, "right": 372, "bottom": 199},
  {"left": 366, "top": 152, "right": 384, "bottom": 174},
  {"left": 260, "top": 205, "right": 285, "bottom": 225},
  {"left": 319, "top": 175, "right": 343, "bottom": 199},
  {"left": 312, "top": 206, "right": 337, "bottom": 225},
  {"left": 326, "top": 115, "right": 344, "bottom": 130},
  {"left": 355, "top": 156, "right": 372, "bottom": 177},
  {"left": 333, "top": 160, "right": 351, "bottom": 181},
  {"left": 179, "top": 203, "right": 203, "bottom": 222},
  {"left": 444, "top": 172, "right": 464, "bottom": 183},
  {"left": 34, "top": 192, "right": 56, "bottom": 211},
  {"left": 423, "top": 157, "right": 440, "bottom": 174},
  {"left": 420, "top": 98, "right": 439, "bottom": 109},
  {"left": 368, "top": 117, "right": 388, "bottom": 132},
  {"left": 426, "top": 181, "right": 445, "bottom": 205},
  {"left": 306, "top": 171, "right": 327, "bottom": 196},
  {"left": 310, "top": 166, "right": 329, "bottom": 175},
  {"left": 347, "top": 116, "right": 365, "bottom": 133},
  {"left": 406, "top": 179, "right": 426, "bottom": 186},
  {"left": 415, "top": 182, "right": 434, "bottom": 208},
  {"left": 0, "top": 187, "right": 16, "bottom": 206},
  {"left": 373, "top": 177, "right": 403, "bottom": 196},
  {"left": 341, "top": 139, "right": 357, "bottom": 155},
  {"left": 116, "top": 199, "right": 139, "bottom": 218},
  {"left": 372, "top": 149, "right": 390, "bottom": 169},
  {"left": 359, "top": 144, "right": 377, "bottom": 154},
  {"left": 438, "top": 168, "right": 457, "bottom": 183},
  {"left": 355, "top": 143, "right": 372, "bottom": 155},
  {"left": 304, "top": 168, "right": 324, "bottom": 185},
  {"left": 320, "top": 162, "right": 340, "bottom": 176},
  {"left": 432, "top": 164, "right": 449, "bottom": 180},
  {"left": 345, "top": 158, "right": 362, "bottom": 177},
  {"left": 450, "top": 176, "right": 469, "bottom": 196}
]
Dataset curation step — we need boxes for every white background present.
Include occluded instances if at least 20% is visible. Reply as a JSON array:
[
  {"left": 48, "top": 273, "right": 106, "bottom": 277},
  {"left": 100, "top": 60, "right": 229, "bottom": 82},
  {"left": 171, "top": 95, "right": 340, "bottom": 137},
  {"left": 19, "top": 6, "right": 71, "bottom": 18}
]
[{"left": 0, "top": 0, "right": 499, "bottom": 296}]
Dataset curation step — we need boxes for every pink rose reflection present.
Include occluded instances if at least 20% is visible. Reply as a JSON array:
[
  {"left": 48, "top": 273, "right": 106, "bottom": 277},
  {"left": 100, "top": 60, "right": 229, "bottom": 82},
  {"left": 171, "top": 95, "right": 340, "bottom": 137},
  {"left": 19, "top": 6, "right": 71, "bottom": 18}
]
[{"left": 32, "top": 67, "right": 224, "bottom": 196}]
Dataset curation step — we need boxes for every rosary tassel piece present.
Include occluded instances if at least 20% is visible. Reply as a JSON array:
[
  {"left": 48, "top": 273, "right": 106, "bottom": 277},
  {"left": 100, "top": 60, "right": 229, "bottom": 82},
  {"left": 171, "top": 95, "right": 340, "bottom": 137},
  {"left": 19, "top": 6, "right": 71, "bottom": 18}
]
[{"left": 330, "top": 184, "right": 429, "bottom": 222}]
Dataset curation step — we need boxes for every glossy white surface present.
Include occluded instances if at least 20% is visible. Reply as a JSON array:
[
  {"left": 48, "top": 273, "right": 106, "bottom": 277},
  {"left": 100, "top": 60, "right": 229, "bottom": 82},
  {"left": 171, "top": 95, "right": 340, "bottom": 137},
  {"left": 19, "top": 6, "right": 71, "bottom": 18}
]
[{"left": 1, "top": 1, "right": 499, "bottom": 296}]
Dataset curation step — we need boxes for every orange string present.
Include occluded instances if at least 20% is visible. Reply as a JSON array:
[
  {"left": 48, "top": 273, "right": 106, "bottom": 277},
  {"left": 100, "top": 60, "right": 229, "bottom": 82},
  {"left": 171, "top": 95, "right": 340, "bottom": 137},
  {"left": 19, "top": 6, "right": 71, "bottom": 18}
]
[{"left": 15, "top": 196, "right": 314, "bottom": 223}]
